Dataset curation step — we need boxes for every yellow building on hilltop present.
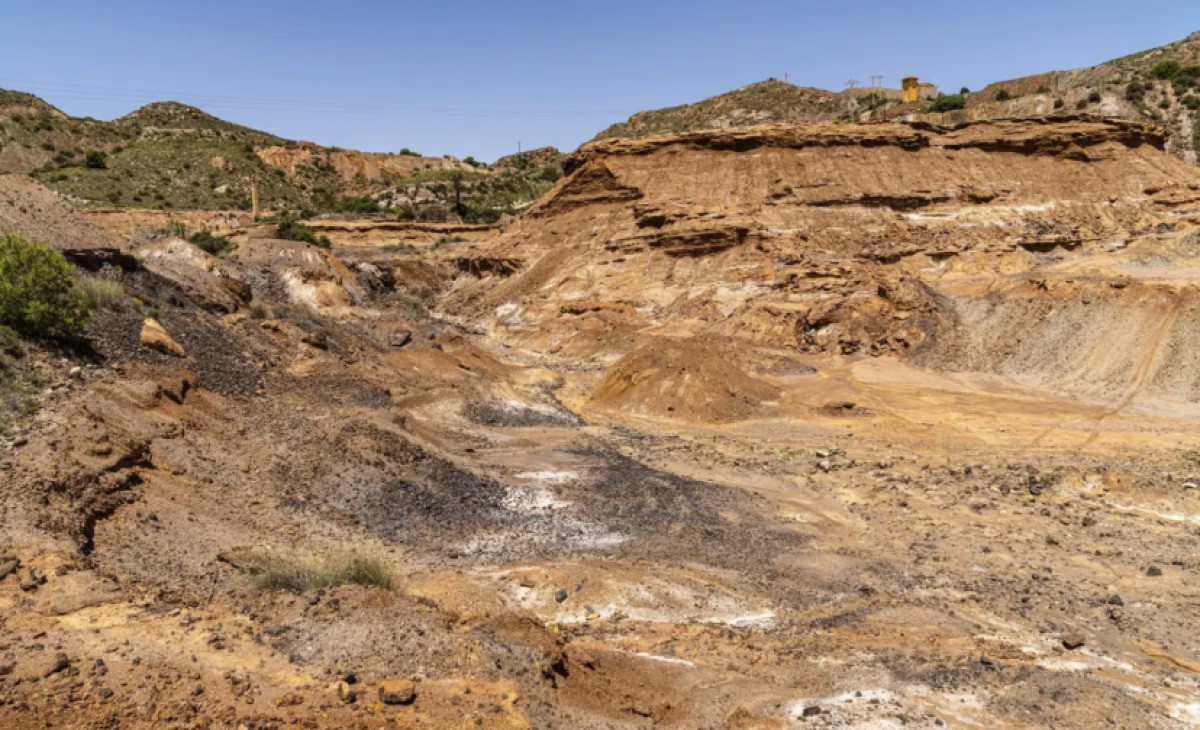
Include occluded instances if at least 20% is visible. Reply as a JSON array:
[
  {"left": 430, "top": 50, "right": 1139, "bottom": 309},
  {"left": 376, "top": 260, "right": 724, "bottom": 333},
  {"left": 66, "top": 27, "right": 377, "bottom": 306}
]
[{"left": 901, "top": 76, "right": 938, "bottom": 103}]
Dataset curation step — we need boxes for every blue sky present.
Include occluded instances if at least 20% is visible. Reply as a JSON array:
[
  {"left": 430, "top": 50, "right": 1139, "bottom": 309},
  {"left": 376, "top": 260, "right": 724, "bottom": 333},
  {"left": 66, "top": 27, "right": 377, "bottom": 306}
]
[{"left": 2, "top": 1, "right": 1199, "bottom": 161}]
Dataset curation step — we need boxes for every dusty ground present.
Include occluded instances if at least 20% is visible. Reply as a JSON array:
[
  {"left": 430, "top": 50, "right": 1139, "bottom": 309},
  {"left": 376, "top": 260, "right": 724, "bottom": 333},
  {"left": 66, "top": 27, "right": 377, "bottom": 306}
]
[{"left": 1, "top": 117, "right": 1199, "bottom": 729}]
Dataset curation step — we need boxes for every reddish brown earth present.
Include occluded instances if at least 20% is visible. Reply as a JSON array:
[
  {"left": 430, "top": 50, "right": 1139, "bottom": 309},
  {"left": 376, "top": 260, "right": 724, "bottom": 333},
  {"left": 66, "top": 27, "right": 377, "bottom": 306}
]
[{"left": 1, "top": 115, "right": 1200, "bottom": 729}]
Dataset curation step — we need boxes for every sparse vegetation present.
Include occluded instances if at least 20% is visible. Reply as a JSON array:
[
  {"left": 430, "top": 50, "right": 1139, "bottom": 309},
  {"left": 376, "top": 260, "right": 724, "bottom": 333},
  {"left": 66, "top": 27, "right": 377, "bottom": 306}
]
[
  {"left": 926, "top": 94, "right": 966, "bottom": 113},
  {"left": 1126, "top": 80, "right": 1148, "bottom": 104},
  {"left": 0, "top": 234, "right": 90, "bottom": 340},
  {"left": 188, "top": 229, "right": 233, "bottom": 256},
  {"left": 995, "top": 89, "right": 1013, "bottom": 102},
  {"left": 334, "top": 195, "right": 382, "bottom": 215},
  {"left": 275, "top": 211, "right": 333, "bottom": 249},
  {"left": 244, "top": 550, "right": 394, "bottom": 592},
  {"left": 76, "top": 268, "right": 131, "bottom": 312}
]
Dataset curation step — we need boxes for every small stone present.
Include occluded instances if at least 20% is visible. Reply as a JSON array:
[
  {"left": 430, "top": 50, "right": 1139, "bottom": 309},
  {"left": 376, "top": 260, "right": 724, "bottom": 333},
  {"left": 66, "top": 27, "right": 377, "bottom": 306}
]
[
  {"left": 1147, "top": 566, "right": 1163, "bottom": 577},
  {"left": 388, "top": 330, "right": 413, "bottom": 349},
  {"left": 378, "top": 678, "right": 416, "bottom": 705},
  {"left": 1107, "top": 595, "right": 1124, "bottom": 606},
  {"left": 28, "top": 652, "right": 69, "bottom": 679},
  {"left": 19, "top": 567, "right": 45, "bottom": 592},
  {"left": 0, "top": 558, "right": 20, "bottom": 580},
  {"left": 554, "top": 588, "right": 569, "bottom": 603},
  {"left": 274, "top": 691, "right": 304, "bottom": 707},
  {"left": 1061, "top": 633, "right": 1086, "bottom": 650},
  {"left": 335, "top": 681, "right": 357, "bottom": 703},
  {"left": 801, "top": 704, "right": 823, "bottom": 718}
]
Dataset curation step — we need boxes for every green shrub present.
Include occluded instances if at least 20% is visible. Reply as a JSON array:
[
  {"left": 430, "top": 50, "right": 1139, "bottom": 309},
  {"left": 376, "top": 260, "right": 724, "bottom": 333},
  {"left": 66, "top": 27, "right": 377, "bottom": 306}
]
[
  {"left": 244, "top": 551, "right": 394, "bottom": 592},
  {"left": 927, "top": 94, "right": 967, "bottom": 112},
  {"left": 275, "top": 211, "right": 332, "bottom": 249},
  {"left": 1087, "top": 90, "right": 1102, "bottom": 103},
  {"left": 1054, "top": 98, "right": 1065, "bottom": 109},
  {"left": 959, "top": 86, "right": 970, "bottom": 95},
  {"left": 1184, "top": 95, "right": 1200, "bottom": 110},
  {"left": 0, "top": 234, "right": 90, "bottom": 339},
  {"left": 1149, "top": 60, "right": 1182, "bottom": 80},
  {"left": 188, "top": 230, "right": 233, "bottom": 256},
  {"left": 1036, "top": 85, "right": 1051, "bottom": 94},
  {"left": 1126, "top": 80, "right": 1148, "bottom": 104},
  {"left": 335, "top": 195, "right": 382, "bottom": 215},
  {"left": 85, "top": 150, "right": 107, "bottom": 169},
  {"left": 1075, "top": 99, "right": 1089, "bottom": 110},
  {"left": 995, "top": 89, "right": 1013, "bottom": 102},
  {"left": 398, "top": 147, "right": 420, "bottom": 156}
]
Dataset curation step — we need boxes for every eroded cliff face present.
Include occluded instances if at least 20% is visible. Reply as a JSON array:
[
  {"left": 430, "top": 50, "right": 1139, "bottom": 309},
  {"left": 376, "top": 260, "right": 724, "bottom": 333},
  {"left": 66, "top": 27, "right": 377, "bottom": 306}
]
[
  {"left": 444, "top": 117, "right": 1200, "bottom": 405},
  {"left": 257, "top": 144, "right": 471, "bottom": 188}
]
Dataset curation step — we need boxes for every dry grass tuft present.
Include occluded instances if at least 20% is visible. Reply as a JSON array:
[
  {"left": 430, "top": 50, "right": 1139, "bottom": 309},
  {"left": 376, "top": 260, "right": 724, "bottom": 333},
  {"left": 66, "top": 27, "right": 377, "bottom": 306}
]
[{"left": 244, "top": 550, "right": 394, "bottom": 592}]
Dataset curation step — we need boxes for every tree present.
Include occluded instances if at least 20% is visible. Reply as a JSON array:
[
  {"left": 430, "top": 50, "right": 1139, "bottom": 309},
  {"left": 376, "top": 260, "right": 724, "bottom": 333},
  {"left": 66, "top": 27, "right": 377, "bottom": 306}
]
[{"left": 0, "top": 234, "right": 91, "bottom": 339}]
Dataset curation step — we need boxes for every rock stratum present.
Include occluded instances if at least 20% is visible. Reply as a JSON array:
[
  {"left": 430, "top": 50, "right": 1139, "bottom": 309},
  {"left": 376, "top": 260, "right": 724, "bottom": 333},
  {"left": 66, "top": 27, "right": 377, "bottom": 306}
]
[{"left": 1, "top": 111, "right": 1200, "bottom": 730}]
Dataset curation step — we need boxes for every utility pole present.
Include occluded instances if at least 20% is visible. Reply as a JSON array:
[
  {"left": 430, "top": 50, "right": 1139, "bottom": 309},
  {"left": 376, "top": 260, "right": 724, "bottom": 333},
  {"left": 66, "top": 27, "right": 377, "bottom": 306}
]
[
  {"left": 249, "top": 176, "right": 260, "bottom": 220},
  {"left": 784, "top": 72, "right": 789, "bottom": 83}
]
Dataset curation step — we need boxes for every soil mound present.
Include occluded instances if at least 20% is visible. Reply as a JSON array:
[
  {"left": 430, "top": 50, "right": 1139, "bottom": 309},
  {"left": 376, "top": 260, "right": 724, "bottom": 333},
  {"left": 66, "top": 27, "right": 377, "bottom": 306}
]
[
  {"left": 0, "top": 174, "right": 125, "bottom": 255},
  {"left": 589, "top": 338, "right": 780, "bottom": 423}
]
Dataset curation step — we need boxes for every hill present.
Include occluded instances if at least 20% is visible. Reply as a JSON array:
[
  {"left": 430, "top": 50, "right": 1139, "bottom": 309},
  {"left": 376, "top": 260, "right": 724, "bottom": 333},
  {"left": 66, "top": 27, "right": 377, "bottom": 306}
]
[
  {"left": 0, "top": 91, "right": 563, "bottom": 220},
  {"left": 964, "top": 30, "right": 1200, "bottom": 161},
  {"left": 594, "top": 80, "right": 846, "bottom": 139},
  {"left": 595, "top": 31, "right": 1200, "bottom": 165}
]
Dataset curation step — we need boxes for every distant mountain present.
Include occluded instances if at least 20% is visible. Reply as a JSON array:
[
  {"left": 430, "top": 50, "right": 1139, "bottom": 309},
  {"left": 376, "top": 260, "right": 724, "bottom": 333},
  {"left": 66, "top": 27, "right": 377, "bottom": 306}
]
[{"left": 0, "top": 91, "right": 562, "bottom": 221}]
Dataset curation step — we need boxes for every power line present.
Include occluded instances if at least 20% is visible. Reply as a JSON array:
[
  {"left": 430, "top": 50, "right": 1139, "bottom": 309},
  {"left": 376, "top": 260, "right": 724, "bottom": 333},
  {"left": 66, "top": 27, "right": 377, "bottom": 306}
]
[{"left": 0, "top": 77, "right": 630, "bottom": 118}]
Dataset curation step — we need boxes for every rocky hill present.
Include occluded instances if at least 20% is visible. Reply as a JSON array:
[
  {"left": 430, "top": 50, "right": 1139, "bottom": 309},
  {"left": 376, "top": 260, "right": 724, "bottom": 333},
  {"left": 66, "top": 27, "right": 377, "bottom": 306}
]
[
  {"left": 0, "top": 91, "right": 562, "bottom": 220},
  {"left": 959, "top": 31, "right": 1200, "bottom": 162},
  {"left": 596, "top": 31, "right": 1200, "bottom": 166},
  {"left": 594, "top": 80, "right": 848, "bottom": 139}
]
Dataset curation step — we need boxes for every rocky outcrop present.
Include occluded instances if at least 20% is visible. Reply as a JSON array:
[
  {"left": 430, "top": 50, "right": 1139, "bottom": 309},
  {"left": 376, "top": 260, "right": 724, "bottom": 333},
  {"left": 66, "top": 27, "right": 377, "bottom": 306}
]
[{"left": 447, "top": 118, "right": 1195, "bottom": 361}]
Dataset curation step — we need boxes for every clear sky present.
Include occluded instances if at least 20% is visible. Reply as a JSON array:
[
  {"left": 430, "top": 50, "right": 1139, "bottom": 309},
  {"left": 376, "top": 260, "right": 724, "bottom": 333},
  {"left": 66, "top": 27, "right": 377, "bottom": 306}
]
[{"left": 2, "top": 1, "right": 1199, "bottom": 161}]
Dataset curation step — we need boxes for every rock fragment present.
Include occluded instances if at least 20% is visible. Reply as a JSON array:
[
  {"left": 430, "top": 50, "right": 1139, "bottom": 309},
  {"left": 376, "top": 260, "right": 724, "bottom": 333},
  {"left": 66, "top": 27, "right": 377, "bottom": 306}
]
[
  {"left": 140, "top": 319, "right": 186, "bottom": 357},
  {"left": 378, "top": 678, "right": 416, "bottom": 705}
]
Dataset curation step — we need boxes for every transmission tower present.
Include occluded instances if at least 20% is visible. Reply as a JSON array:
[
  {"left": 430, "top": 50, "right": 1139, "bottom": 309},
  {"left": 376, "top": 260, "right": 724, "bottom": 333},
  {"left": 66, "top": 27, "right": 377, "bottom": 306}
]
[{"left": 846, "top": 79, "right": 858, "bottom": 89}]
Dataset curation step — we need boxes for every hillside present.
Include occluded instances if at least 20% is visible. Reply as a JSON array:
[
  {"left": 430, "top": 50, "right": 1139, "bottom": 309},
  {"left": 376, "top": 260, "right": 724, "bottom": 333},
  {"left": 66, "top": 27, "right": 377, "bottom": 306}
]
[
  {"left": 0, "top": 91, "right": 563, "bottom": 220},
  {"left": 596, "top": 31, "right": 1200, "bottom": 165},
  {"left": 594, "top": 80, "right": 847, "bottom": 139},
  {"left": 963, "top": 30, "right": 1200, "bottom": 161}
]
